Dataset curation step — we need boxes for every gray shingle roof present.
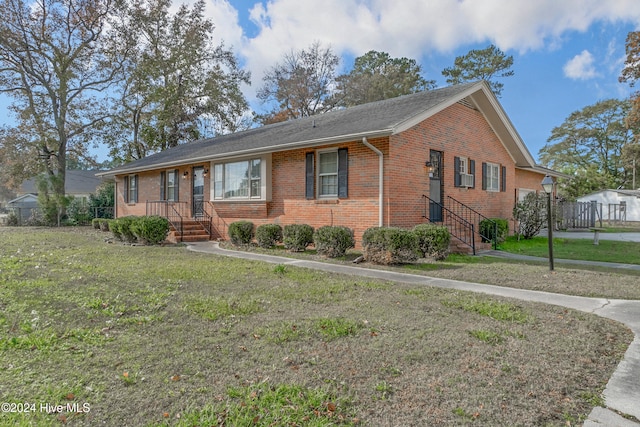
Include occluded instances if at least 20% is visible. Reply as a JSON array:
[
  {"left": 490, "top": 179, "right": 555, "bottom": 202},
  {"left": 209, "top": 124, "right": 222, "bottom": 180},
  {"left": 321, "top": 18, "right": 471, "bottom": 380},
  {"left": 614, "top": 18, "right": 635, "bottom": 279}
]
[
  {"left": 103, "top": 82, "right": 483, "bottom": 175},
  {"left": 20, "top": 170, "right": 104, "bottom": 195}
]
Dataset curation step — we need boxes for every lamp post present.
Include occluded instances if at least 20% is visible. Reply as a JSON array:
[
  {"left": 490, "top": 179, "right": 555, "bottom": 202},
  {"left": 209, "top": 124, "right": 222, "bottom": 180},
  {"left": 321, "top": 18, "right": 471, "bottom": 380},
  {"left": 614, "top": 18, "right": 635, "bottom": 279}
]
[{"left": 541, "top": 175, "right": 555, "bottom": 271}]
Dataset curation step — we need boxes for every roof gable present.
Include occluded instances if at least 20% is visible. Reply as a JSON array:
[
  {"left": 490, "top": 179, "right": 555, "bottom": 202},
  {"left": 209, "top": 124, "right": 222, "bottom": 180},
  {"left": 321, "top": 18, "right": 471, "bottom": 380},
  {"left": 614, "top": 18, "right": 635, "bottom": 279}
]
[{"left": 101, "top": 81, "right": 537, "bottom": 176}]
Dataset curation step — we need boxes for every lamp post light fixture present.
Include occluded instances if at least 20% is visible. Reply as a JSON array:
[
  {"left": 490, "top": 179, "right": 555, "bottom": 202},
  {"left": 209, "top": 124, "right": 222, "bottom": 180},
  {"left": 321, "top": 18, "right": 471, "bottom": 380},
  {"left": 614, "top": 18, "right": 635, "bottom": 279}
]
[{"left": 541, "top": 175, "right": 555, "bottom": 271}]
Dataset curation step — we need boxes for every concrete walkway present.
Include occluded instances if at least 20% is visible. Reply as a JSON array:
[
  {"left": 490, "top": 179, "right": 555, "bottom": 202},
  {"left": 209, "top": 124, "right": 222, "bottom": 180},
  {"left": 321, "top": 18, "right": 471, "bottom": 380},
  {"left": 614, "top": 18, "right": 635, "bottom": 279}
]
[{"left": 187, "top": 241, "right": 640, "bottom": 426}]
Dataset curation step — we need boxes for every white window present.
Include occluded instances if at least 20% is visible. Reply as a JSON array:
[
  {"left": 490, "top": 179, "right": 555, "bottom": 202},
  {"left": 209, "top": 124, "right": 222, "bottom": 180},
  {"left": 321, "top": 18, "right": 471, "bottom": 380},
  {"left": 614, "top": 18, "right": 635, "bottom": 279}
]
[
  {"left": 459, "top": 157, "right": 468, "bottom": 175},
  {"left": 166, "top": 170, "right": 177, "bottom": 201},
  {"left": 126, "top": 174, "right": 138, "bottom": 203},
  {"left": 486, "top": 163, "right": 500, "bottom": 192},
  {"left": 318, "top": 151, "right": 338, "bottom": 197},
  {"left": 458, "top": 157, "right": 474, "bottom": 187},
  {"left": 213, "top": 158, "right": 262, "bottom": 200},
  {"left": 518, "top": 189, "right": 535, "bottom": 202}
]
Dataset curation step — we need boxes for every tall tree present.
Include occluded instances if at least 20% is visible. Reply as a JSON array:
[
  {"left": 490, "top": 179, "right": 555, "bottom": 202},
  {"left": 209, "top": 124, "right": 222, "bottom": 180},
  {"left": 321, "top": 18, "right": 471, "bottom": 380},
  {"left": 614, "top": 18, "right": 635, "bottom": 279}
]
[
  {"left": 107, "top": 0, "right": 250, "bottom": 161},
  {"left": 539, "top": 99, "right": 633, "bottom": 198},
  {"left": 618, "top": 30, "right": 640, "bottom": 183},
  {"left": 442, "top": 44, "right": 514, "bottom": 97},
  {"left": 257, "top": 41, "right": 340, "bottom": 124},
  {"left": 0, "top": 0, "right": 122, "bottom": 201},
  {"left": 334, "top": 50, "right": 435, "bottom": 107}
]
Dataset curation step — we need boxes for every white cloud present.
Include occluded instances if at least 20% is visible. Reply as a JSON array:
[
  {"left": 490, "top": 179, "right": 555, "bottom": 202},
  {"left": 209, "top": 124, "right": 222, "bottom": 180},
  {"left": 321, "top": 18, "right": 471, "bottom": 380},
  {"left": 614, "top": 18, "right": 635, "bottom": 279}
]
[
  {"left": 563, "top": 50, "right": 598, "bottom": 80},
  {"left": 201, "top": 0, "right": 640, "bottom": 99}
]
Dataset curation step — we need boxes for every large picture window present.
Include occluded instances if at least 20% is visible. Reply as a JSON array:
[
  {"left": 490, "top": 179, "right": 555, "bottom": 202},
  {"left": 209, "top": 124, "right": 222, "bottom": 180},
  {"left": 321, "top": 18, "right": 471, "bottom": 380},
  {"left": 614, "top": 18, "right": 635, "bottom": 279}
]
[{"left": 213, "top": 158, "right": 262, "bottom": 200}]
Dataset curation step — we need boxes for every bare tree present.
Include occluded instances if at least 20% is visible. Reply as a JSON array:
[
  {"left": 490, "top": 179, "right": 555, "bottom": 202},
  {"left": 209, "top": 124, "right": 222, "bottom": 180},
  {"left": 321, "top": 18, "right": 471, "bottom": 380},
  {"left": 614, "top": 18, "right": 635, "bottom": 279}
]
[
  {"left": 0, "top": 0, "right": 125, "bottom": 201},
  {"left": 257, "top": 41, "right": 340, "bottom": 124},
  {"left": 107, "top": 0, "right": 250, "bottom": 161}
]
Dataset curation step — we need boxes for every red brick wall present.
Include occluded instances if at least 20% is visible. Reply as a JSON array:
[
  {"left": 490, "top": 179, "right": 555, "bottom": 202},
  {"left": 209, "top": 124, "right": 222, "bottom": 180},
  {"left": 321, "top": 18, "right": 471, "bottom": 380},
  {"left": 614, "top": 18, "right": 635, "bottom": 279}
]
[
  {"left": 208, "top": 140, "right": 386, "bottom": 246},
  {"left": 388, "top": 102, "right": 517, "bottom": 227},
  {"left": 515, "top": 168, "right": 547, "bottom": 199},
  {"left": 115, "top": 102, "right": 537, "bottom": 245},
  {"left": 115, "top": 164, "right": 210, "bottom": 218}
]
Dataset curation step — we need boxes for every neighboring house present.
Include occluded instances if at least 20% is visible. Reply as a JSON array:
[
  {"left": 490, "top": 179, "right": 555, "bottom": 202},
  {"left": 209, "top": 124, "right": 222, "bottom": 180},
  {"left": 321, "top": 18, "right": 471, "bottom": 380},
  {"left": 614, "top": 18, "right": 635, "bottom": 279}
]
[
  {"left": 577, "top": 189, "right": 640, "bottom": 222},
  {"left": 98, "top": 81, "right": 561, "bottom": 250},
  {"left": 18, "top": 170, "right": 104, "bottom": 202},
  {"left": 5, "top": 193, "right": 39, "bottom": 223}
]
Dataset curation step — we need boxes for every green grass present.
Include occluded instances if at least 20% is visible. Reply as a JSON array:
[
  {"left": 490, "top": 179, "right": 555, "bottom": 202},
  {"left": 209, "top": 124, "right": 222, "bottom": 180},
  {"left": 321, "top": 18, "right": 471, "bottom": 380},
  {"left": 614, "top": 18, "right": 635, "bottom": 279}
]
[
  {"left": 499, "top": 235, "right": 640, "bottom": 264},
  {"left": 0, "top": 227, "right": 635, "bottom": 426},
  {"left": 441, "top": 294, "right": 532, "bottom": 323}
]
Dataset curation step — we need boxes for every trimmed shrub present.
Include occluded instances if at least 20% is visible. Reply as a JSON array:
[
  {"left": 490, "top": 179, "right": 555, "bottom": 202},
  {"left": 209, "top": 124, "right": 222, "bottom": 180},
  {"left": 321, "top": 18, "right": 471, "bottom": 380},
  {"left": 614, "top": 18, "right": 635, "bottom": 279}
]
[
  {"left": 283, "top": 224, "right": 314, "bottom": 252},
  {"left": 92, "top": 218, "right": 101, "bottom": 229},
  {"left": 130, "top": 216, "right": 170, "bottom": 245},
  {"left": 413, "top": 223, "right": 451, "bottom": 260},
  {"left": 479, "top": 218, "right": 509, "bottom": 244},
  {"left": 109, "top": 219, "right": 121, "bottom": 240},
  {"left": 110, "top": 216, "right": 137, "bottom": 243},
  {"left": 362, "top": 226, "right": 420, "bottom": 265},
  {"left": 255, "top": 224, "right": 283, "bottom": 248},
  {"left": 229, "top": 221, "right": 254, "bottom": 245},
  {"left": 99, "top": 219, "right": 110, "bottom": 232},
  {"left": 313, "top": 225, "right": 355, "bottom": 258}
]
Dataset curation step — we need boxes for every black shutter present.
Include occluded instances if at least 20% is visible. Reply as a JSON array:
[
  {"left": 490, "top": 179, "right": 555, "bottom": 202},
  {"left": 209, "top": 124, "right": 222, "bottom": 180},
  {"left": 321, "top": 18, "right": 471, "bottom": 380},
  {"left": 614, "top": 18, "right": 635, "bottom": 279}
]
[
  {"left": 305, "top": 152, "right": 314, "bottom": 199},
  {"left": 124, "top": 176, "right": 129, "bottom": 203},
  {"left": 454, "top": 156, "right": 461, "bottom": 187},
  {"left": 481, "top": 162, "right": 487, "bottom": 190},
  {"left": 469, "top": 159, "right": 475, "bottom": 189},
  {"left": 501, "top": 166, "right": 507, "bottom": 192},
  {"left": 160, "top": 171, "right": 166, "bottom": 200},
  {"left": 338, "top": 148, "right": 348, "bottom": 198},
  {"left": 175, "top": 169, "right": 180, "bottom": 201}
]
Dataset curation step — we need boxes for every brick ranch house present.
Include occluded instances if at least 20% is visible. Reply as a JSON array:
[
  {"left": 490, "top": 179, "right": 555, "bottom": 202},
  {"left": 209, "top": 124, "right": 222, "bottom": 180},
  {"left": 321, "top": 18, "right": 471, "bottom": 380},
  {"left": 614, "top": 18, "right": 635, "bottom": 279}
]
[{"left": 98, "top": 81, "right": 561, "bottom": 252}]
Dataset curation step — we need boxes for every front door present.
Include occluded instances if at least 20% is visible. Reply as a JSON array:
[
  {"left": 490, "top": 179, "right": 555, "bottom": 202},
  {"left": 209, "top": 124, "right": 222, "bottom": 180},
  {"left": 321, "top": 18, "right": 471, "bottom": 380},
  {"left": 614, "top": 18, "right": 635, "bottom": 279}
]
[
  {"left": 192, "top": 166, "right": 204, "bottom": 218},
  {"left": 429, "top": 150, "right": 443, "bottom": 222}
]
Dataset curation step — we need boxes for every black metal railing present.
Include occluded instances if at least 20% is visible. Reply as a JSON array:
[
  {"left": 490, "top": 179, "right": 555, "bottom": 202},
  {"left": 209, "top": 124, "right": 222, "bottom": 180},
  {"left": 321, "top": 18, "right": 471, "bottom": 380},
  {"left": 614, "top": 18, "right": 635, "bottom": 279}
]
[
  {"left": 146, "top": 201, "right": 188, "bottom": 242},
  {"left": 206, "top": 202, "right": 227, "bottom": 240},
  {"left": 422, "top": 195, "right": 476, "bottom": 255},
  {"left": 446, "top": 196, "right": 498, "bottom": 249},
  {"left": 194, "top": 208, "right": 213, "bottom": 239}
]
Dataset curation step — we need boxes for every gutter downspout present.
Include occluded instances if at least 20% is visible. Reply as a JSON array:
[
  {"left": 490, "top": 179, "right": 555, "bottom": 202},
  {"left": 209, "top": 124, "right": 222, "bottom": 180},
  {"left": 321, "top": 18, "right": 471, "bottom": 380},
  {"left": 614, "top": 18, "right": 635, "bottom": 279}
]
[{"left": 362, "top": 137, "right": 383, "bottom": 226}]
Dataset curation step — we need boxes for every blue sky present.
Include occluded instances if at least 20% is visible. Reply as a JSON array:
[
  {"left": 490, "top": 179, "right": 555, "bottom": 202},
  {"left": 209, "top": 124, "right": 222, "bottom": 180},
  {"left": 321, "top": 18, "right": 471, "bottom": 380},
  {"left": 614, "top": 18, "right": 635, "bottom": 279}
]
[{"left": 2, "top": 0, "right": 640, "bottom": 164}]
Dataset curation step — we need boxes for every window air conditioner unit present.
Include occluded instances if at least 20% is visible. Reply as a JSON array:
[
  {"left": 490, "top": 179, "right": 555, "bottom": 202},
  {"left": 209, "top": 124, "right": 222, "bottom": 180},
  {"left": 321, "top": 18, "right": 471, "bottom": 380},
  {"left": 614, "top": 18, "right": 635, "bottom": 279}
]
[{"left": 461, "top": 173, "right": 474, "bottom": 187}]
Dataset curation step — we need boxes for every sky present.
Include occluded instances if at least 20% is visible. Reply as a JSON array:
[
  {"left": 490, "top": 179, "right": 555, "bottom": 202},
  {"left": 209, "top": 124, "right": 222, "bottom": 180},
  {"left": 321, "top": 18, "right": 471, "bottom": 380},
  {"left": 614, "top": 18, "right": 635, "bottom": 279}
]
[
  {"left": 197, "top": 0, "right": 640, "bottom": 163},
  {"left": 3, "top": 0, "right": 640, "bottom": 164}
]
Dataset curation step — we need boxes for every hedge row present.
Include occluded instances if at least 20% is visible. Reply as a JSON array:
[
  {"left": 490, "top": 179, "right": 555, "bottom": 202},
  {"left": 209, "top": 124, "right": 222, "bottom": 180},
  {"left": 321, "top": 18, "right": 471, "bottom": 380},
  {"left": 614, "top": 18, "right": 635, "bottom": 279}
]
[
  {"left": 100, "top": 215, "right": 169, "bottom": 245},
  {"left": 228, "top": 221, "right": 451, "bottom": 263},
  {"left": 228, "top": 222, "right": 355, "bottom": 258}
]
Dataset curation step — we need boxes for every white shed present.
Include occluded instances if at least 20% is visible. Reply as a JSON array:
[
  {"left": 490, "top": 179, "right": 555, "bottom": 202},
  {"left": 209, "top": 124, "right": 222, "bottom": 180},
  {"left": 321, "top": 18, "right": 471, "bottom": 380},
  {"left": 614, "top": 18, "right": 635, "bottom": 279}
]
[{"left": 577, "top": 189, "right": 640, "bottom": 222}]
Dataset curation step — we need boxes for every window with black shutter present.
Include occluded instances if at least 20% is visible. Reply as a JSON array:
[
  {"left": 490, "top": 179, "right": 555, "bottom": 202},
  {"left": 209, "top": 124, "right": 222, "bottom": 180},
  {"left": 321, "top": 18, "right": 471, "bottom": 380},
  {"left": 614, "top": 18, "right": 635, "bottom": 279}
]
[{"left": 306, "top": 149, "right": 348, "bottom": 199}]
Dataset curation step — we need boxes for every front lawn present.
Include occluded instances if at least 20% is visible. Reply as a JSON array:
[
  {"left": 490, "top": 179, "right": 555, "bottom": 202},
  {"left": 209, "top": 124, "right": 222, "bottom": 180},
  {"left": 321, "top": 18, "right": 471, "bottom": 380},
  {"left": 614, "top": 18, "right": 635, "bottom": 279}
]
[
  {"left": 499, "top": 236, "right": 640, "bottom": 265},
  {"left": 0, "top": 227, "right": 634, "bottom": 426}
]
